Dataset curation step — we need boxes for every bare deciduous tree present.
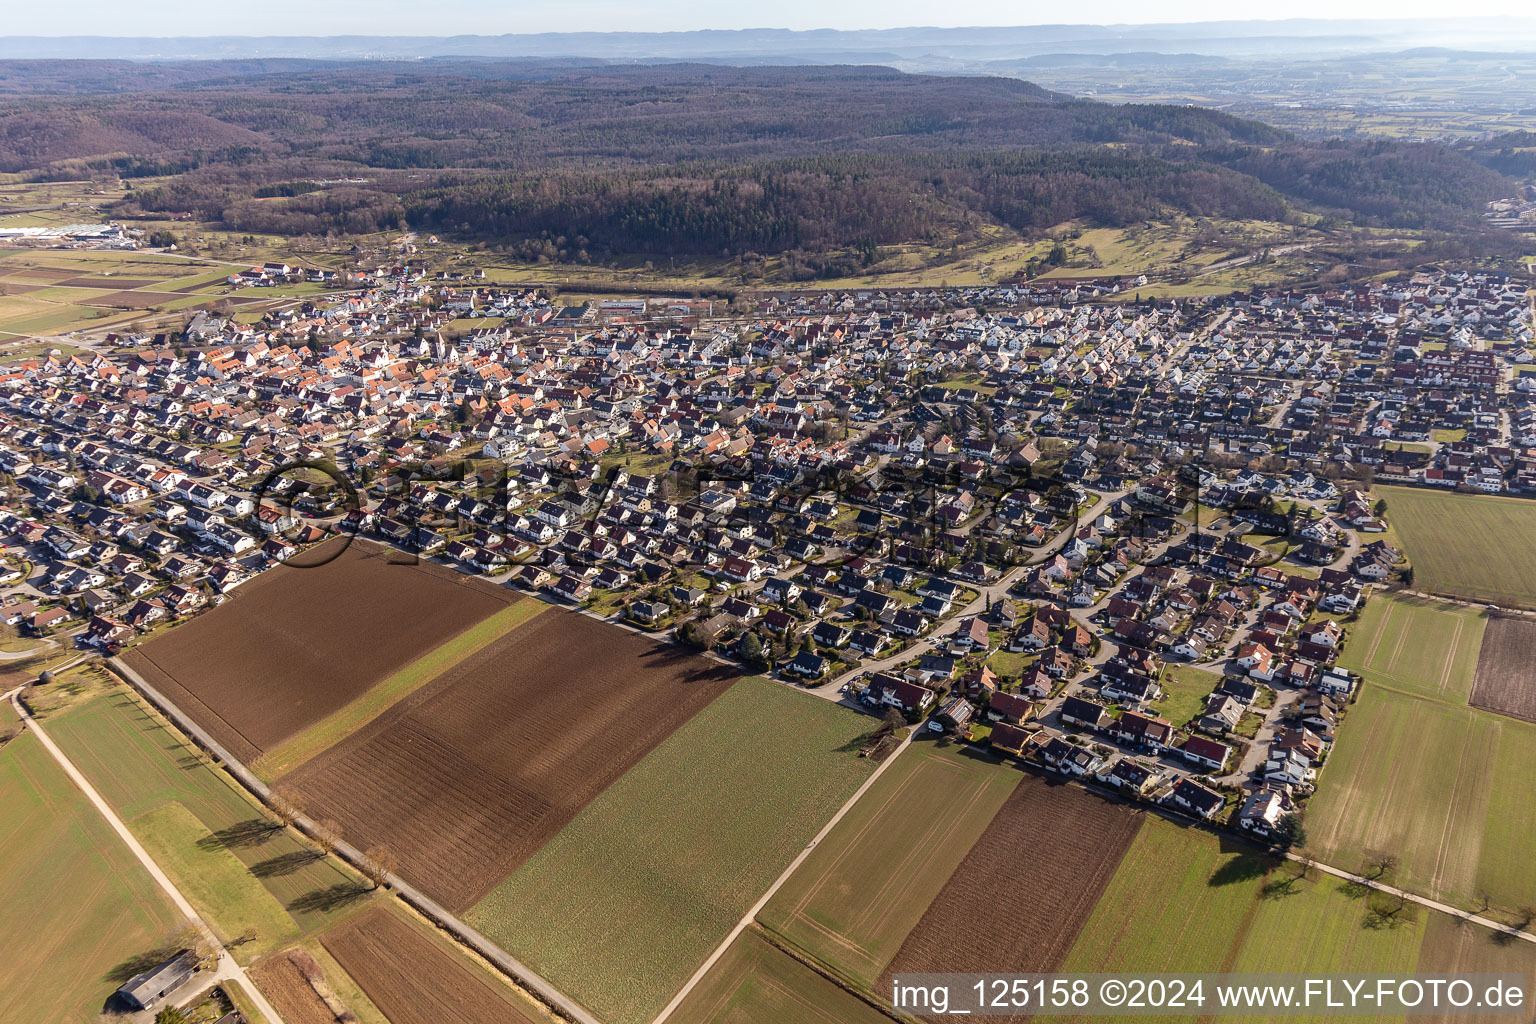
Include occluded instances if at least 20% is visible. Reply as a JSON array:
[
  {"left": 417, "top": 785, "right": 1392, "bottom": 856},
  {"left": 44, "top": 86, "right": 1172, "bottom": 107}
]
[
  {"left": 312, "top": 818, "right": 342, "bottom": 854},
  {"left": 269, "top": 786, "right": 307, "bottom": 827},
  {"left": 361, "top": 845, "right": 397, "bottom": 889},
  {"left": 1365, "top": 853, "right": 1399, "bottom": 880},
  {"left": 168, "top": 924, "right": 218, "bottom": 969}
]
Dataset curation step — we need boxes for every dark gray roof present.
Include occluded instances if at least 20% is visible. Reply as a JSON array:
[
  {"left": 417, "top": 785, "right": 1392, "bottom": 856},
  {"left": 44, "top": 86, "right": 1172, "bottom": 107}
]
[{"left": 118, "top": 950, "right": 196, "bottom": 1008}]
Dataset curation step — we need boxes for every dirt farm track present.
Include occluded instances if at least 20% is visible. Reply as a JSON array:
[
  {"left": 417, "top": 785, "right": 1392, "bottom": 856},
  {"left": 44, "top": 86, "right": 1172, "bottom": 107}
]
[
  {"left": 122, "top": 540, "right": 518, "bottom": 763},
  {"left": 881, "top": 776, "right": 1143, "bottom": 1021},
  {"left": 1470, "top": 615, "right": 1536, "bottom": 724},
  {"left": 283, "top": 608, "right": 739, "bottom": 911}
]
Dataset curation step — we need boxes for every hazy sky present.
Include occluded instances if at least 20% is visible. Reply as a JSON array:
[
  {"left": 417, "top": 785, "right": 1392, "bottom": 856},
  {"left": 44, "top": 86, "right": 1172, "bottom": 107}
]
[{"left": 5, "top": 1, "right": 1530, "bottom": 37}]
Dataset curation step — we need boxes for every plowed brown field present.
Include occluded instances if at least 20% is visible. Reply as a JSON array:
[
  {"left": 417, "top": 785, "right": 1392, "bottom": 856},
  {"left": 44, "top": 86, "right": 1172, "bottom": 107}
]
[
  {"left": 322, "top": 906, "right": 543, "bottom": 1024},
  {"left": 248, "top": 953, "right": 335, "bottom": 1024},
  {"left": 284, "top": 610, "right": 738, "bottom": 911},
  {"left": 59, "top": 276, "right": 161, "bottom": 289},
  {"left": 1470, "top": 615, "right": 1536, "bottom": 723},
  {"left": 881, "top": 776, "right": 1143, "bottom": 1019},
  {"left": 123, "top": 539, "right": 517, "bottom": 763}
]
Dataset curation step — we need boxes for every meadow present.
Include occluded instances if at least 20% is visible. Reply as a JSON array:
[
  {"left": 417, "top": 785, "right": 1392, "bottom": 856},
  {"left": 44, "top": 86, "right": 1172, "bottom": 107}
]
[
  {"left": 1335, "top": 593, "right": 1486, "bottom": 705},
  {"left": 1055, "top": 817, "right": 1275, "bottom": 975},
  {"left": 1378, "top": 486, "right": 1536, "bottom": 608},
  {"left": 466, "top": 675, "right": 876, "bottom": 1024},
  {"left": 47, "top": 685, "right": 377, "bottom": 962},
  {"left": 1042, "top": 819, "right": 1453, "bottom": 1024},
  {"left": 1304, "top": 686, "right": 1536, "bottom": 914},
  {"left": 0, "top": 724, "right": 183, "bottom": 1022},
  {"left": 758, "top": 739, "right": 1020, "bottom": 988}
]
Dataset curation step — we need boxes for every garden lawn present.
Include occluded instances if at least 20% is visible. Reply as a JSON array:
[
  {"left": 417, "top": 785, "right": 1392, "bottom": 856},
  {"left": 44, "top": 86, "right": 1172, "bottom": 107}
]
[
  {"left": 466, "top": 675, "right": 876, "bottom": 1024},
  {"left": 1154, "top": 666, "right": 1217, "bottom": 727}
]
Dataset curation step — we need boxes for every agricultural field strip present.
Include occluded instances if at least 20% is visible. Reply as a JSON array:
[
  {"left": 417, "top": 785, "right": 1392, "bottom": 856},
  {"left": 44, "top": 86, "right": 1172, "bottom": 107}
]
[
  {"left": 1468, "top": 616, "right": 1536, "bottom": 724},
  {"left": 321, "top": 905, "right": 545, "bottom": 1024},
  {"left": 5, "top": 688, "right": 285, "bottom": 1024},
  {"left": 124, "top": 540, "right": 519, "bottom": 763},
  {"left": 649, "top": 732, "right": 915, "bottom": 1024},
  {"left": 255, "top": 597, "right": 549, "bottom": 777},
  {"left": 1304, "top": 685, "right": 1535, "bottom": 913},
  {"left": 758, "top": 742, "right": 1021, "bottom": 987},
  {"left": 750, "top": 734, "right": 1534, "bottom": 1023},
  {"left": 1336, "top": 594, "right": 1485, "bottom": 707},
  {"left": 470, "top": 673, "right": 874, "bottom": 1024},
  {"left": 107, "top": 652, "right": 605, "bottom": 1024},
  {"left": 0, "top": 712, "right": 182, "bottom": 1024},
  {"left": 667, "top": 929, "right": 894, "bottom": 1024},
  {"left": 288, "top": 609, "right": 740, "bottom": 914},
  {"left": 774, "top": 766, "right": 999, "bottom": 976},
  {"left": 878, "top": 779, "right": 1144, "bottom": 1024},
  {"left": 249, "top": 953, "right": 339, "bottom": 1024},
  {"left": 1378, "top": 487, "right": 1536, "bottom": 608},
  {"left": 49, "top": 685, "right": 369, "bottom": 949}
]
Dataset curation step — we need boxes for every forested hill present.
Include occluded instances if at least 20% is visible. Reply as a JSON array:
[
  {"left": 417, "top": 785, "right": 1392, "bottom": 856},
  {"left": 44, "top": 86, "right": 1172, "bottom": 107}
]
[{"left": 0, "top": 61, "right": 1512, "bottom": 260}]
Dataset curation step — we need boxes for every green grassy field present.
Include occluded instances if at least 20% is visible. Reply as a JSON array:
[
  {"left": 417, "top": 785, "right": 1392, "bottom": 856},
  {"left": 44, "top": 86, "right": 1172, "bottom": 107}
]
[
  {"left": 1155, "top": 666, "right": 1218, "bottom": 726},
  {"left": 1305, "top": 685, "right": 1536, "bottom": 913},
  {"left": 1044, "top": 818, "right": 1431, "bottom": 1024},
  {"left": 1379, "top": 486, "right": 1536, "bottom": 607},
  {"left": 758, "top": 739, "right": 1020, "bottom": 988},
  {"left": 1417, "top": 914, "right": 1536, "bottom": 993},
  {"left": 1336, "top": 593, "right": 1486, "bottom": 706},
  {"left": 467, "top": 676, "right": 877, "bottom": 1024},
  {"left": 670, "top": 928, "right": 894, "bottom": 1024},
  {"left": 255, "top": 599, "right": 550, "bottom": 779},
  {"left": 133, "top": 802, "right": 299, "bottom": 959},
  {"left": 48, "top": 687, "right": 377, "bottom": 961},
  {"left": 0, "top": 727, "right": 184, "bottom": 1023},
  {"left": 1056, "top": 817, "right": 1273, "bottom": 975}
]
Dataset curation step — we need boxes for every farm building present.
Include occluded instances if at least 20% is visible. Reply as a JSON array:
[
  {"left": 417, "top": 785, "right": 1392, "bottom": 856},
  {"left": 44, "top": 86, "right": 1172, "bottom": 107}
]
[{"left": 115, "top": 950, "right": 197, "bottom": 1011}]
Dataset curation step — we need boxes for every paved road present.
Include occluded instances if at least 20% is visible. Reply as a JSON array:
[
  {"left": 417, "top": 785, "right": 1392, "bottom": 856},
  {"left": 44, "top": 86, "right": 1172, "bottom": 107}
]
[
  {"left": 5, "top": 685, "right": 287, "bottom": 1024},
  {"left": 106, "top": 657, "right": 604, "bottom": 1024},
  {"left": 1287, "top": 852, "right": 1536, "bottom": 946},
  {"left": 0, "top": 641, "right": 55, "bottom": 662},
  {"left": 806, "top": 485, "right": 1139, "bottom": 703}
]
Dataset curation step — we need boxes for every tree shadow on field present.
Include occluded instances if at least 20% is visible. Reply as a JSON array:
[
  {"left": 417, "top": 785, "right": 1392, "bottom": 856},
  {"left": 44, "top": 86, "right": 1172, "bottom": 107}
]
[
  {"left": 637, "top": 641, "right": 741, "bottom": 685},
  {"left": 1208, "top": 850, "right": 1275, "bottom": 888},
  {"left": 251, "top": 850, "right": 323, "bottom": 877},
  {"left": 1260, "top": 876, "right": 1304, "bottom": 901},
  {"left": 104, "top": 941, "right": 182, "bottom": 983},
  {"left": 289, "top": 882, "right": 372, "bottom": 914},
  {"left": 1338, "top": 878, "right": 1373, "bottom": 901},
  {"left": 198, "top": 818, "right": 283, "bottom": 851}
]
